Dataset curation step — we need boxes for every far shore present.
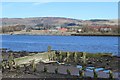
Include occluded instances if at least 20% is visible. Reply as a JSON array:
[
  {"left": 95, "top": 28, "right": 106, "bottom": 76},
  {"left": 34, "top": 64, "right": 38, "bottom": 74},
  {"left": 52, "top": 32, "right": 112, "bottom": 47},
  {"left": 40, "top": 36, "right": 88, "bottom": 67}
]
[
  {"left": 71, "top": 33, "right": 120, "bottom": 37},
  {"left": 0, "top": 29, "right": 119, "bottom": 36},
  {"left": 1, "top": 33, "right": 120, "bottom": 37}
]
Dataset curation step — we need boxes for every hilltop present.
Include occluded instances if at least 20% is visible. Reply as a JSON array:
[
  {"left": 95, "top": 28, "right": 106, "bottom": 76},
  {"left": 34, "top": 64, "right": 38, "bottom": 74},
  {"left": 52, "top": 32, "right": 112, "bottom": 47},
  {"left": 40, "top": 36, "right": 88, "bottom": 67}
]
[{"left": 0, "top": 17, "right": 117, "bottom": 27}]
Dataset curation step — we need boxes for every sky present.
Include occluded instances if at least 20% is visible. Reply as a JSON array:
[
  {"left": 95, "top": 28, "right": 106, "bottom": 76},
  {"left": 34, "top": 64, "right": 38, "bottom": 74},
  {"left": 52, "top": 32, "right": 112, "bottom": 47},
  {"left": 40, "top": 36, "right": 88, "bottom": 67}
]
[{"left": 1, "top": 2, "right": 118, "bottom": 20}]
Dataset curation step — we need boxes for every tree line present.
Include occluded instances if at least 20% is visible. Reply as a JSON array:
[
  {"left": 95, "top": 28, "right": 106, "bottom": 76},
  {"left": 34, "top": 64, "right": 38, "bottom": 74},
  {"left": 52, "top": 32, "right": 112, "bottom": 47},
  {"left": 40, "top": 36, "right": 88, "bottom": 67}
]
[{"left": 0, "top": 25, "right": 25, "bottom": 33}]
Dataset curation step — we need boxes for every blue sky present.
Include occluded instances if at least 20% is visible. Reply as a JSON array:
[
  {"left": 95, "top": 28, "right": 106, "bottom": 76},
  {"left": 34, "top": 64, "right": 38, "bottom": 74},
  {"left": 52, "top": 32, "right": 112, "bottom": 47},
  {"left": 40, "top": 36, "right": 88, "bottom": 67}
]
[{"left": 1, "top": 2, "right": 118, "bottom": 20}]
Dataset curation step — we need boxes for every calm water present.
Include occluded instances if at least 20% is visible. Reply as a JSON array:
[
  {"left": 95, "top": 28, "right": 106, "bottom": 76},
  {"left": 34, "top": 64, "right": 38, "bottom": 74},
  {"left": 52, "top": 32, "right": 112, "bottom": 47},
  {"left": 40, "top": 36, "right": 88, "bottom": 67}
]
[{"left": 0, "top": 35, "right": 119, "bottom": 55}]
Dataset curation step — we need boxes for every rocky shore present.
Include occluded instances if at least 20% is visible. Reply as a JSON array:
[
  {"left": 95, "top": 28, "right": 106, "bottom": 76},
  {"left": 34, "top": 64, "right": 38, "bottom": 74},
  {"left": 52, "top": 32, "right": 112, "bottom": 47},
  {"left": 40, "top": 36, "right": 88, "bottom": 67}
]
[{"left": 0, "top": 49, "right": 120, "bottom": 79}]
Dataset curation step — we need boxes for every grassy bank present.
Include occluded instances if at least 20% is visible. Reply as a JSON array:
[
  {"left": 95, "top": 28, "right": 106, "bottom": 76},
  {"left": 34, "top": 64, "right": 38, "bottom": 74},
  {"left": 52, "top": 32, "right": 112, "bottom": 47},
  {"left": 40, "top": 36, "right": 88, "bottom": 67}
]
[{"left": 1, "top": 30, "right": 120, "bottom": 36}]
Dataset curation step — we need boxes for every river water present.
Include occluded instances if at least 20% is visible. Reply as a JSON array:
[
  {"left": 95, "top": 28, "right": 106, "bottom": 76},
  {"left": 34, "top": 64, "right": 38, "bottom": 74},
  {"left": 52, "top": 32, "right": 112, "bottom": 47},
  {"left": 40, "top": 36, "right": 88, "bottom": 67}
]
[{"left": 1, "top": 35, "right": 119, "bottom": 56}]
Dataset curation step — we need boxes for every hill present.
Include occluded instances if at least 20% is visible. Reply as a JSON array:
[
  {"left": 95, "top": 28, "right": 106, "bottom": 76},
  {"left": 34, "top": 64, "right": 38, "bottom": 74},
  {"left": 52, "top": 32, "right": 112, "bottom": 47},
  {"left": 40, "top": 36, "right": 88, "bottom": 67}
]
[{"left": 0, "top": 17, "right": 117, "bottom": 27}]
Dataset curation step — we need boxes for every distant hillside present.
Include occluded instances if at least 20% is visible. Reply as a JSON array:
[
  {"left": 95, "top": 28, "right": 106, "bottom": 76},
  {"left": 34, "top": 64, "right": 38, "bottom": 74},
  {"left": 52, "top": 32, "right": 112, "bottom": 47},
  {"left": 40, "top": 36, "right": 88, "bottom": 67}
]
[{"left": 0, "top": 17, "right": 117, "bottom": 27}]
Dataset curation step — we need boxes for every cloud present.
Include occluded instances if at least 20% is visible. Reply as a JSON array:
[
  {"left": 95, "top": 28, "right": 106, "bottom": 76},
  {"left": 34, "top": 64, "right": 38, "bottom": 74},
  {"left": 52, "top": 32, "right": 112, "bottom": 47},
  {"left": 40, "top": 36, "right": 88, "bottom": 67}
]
[{"left": 33, "top": 2, "right": 45, "bottom": 5}]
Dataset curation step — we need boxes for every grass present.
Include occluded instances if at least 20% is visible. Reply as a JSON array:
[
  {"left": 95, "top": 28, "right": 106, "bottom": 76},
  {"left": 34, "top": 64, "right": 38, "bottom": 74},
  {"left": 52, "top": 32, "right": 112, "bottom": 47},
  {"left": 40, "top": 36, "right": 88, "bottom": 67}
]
[{"left": 14, "top": 52, "right": 50, "bottom": 65}]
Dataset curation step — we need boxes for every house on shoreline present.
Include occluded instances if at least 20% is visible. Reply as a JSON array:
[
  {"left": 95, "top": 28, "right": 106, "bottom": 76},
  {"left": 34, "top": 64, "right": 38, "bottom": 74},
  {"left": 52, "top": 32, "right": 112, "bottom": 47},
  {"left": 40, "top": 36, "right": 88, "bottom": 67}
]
[{"left": 89, "top": 26, "right": 113, "bottom": 32}]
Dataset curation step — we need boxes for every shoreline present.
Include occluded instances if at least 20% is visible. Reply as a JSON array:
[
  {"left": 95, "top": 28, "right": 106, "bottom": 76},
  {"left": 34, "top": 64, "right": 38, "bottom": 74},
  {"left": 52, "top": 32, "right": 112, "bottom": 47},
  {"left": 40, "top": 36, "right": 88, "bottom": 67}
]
[
  {"left": 1, "top": 50, "right": 120, "bottom": 79},
  {"left": 1, "top": 48, "right": 119, "bottom": 57},
  {"left": 1, "top": 33, "right": 120, "bottom": 37},
  {"left": 71, "top": 33, "right": 120, "bottom": 37}
]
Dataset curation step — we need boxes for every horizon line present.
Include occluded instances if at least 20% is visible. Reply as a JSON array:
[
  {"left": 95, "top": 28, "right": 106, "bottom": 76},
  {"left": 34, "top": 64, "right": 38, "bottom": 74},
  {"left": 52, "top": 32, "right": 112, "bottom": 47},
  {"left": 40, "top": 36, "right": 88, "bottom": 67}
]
[{"left": 0, "top": 16, "right": 117, "bottom": 20}]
